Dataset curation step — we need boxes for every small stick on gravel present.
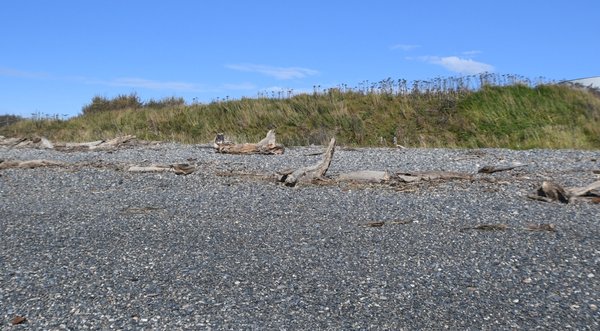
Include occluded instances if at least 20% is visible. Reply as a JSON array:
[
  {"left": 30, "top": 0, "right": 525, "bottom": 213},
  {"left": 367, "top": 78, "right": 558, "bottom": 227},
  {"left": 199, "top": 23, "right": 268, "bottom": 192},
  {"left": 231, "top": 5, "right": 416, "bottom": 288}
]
[
  {"left": 359, "top": 220, "right": 413, "bottom": 227},
  {"left": 478, "top": 164, "right": 526, "bottom": 174},
  {"left": 361, "top": 221, "right": 386, "bottom": 227},
  {"left": 10, "top": 316, "right": 27, "bottom": 325},
  {"left": 460, "top": 224, "right": 509, "bottom": 232}
]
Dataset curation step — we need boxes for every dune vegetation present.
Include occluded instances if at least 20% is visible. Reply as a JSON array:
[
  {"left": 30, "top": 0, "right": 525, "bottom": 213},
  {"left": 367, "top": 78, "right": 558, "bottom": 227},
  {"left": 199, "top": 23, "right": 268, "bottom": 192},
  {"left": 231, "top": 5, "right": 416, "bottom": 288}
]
[{"left": 2, "top": 74, "right": 599, "bottom": 149}]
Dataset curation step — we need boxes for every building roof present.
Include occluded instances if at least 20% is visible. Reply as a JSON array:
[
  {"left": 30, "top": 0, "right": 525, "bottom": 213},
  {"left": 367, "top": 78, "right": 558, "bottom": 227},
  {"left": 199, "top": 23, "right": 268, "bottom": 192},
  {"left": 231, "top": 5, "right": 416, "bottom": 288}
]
[{"left": 562, "top": 76, "right": 600, "bottom": 89}]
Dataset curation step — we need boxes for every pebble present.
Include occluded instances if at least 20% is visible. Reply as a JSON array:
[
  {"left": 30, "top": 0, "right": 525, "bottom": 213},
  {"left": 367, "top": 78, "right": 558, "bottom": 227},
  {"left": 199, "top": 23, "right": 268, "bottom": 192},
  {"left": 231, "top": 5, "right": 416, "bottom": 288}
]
[{"left": 1, "top": 144, "right": 599, "bottom": 329}]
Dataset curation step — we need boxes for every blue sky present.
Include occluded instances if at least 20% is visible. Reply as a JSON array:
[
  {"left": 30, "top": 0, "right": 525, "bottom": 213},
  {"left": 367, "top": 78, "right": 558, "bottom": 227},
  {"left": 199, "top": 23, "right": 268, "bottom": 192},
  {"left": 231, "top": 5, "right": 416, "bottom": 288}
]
[{"left": 1, "top": 0, "right": 598, "bottom": 118}]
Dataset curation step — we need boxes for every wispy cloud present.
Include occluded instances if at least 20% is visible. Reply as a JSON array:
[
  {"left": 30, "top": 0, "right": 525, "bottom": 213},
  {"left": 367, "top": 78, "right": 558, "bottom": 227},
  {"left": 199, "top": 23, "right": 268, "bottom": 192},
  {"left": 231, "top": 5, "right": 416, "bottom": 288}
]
[
  {"left": 390, "top": 44, "right": 421, "bottom": 51},
  {"left": 0, "top": 66, "right": 209, "bottom": 92},
  {"left": 226, "top": 64, "right": 319, "bottom": 80},
  {"left": 419, "top": 56, "right": 494, "bottom": 75},
  {"left": 0, "top": 66, "right": 51, "bottom": 79},
  {"left": 462, "top": 50, "right": 482, "bottom": 56},
  {"left": 221, "top": 82, "right": 257, "bottom": 90},
  {"left": 90, "top": 77, "right": 207, "bottom": 92}
]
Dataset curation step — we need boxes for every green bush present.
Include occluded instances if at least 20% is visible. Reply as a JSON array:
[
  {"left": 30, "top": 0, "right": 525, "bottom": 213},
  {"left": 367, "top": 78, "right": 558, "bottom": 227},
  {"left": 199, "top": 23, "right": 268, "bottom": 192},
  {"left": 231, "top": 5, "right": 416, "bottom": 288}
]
[
  {"left": 0, "top": 114, "right": 23, "bottom": 128},
  {"left": 82, "top": 93, "right": 142, "bottom": 114},
  {"left": 145, "top": 96, "right": 186, "bottom": 109}
]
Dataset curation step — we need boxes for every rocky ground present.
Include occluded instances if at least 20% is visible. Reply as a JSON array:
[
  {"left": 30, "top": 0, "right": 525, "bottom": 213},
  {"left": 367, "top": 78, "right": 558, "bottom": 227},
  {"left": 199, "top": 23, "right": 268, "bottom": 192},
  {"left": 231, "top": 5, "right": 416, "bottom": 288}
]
[{"left": 1, "top": 142, "right": 599, "bottom": 330}]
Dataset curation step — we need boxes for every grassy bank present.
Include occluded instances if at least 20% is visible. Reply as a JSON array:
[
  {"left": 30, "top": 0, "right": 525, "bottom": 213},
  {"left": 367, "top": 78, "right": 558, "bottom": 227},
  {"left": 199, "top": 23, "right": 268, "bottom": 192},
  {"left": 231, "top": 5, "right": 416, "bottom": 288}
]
[{"left": 2, "top": 81, "right": 599, "bottom": 149}]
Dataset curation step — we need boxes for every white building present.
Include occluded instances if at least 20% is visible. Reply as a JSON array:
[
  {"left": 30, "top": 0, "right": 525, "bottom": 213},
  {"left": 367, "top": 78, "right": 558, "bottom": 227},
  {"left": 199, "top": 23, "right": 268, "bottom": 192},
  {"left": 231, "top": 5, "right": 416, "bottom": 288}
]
[{"left": 561, "top": 76, "right": 600, "bottom": 89}]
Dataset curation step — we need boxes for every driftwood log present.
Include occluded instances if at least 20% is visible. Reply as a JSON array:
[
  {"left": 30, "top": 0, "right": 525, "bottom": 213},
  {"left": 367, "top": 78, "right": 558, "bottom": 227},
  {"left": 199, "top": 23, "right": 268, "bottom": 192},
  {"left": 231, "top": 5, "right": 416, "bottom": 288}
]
[
  {"left": 0, "top": 159, "right": 196, "bottom": 175},
  {"left": 337, "top": 170, "right": 391, "bottom": 183},
  {"left": 0, "top": 159, "right": 66, "bottom": 169},
  {"left": 335, "top": 170, "right": 471, "bottom": 184},
  {"left": 528, "top": 180, "right": 600, "bottom": 203},
  {"left": 214, "top": 130, "right": 284, "bottom": 155},
  {"left": 0, "top": 135, "right": 139, "bottom": 151},
  {"left": 279, "top": 137, "right": 336, "bottom": 186},
  {"left": 65, "top": 135, "right": 137, "bottom": 150},
  {"left": 396, "top": 171, "right": 472, "bottom": 183},
  {"left": 127, "top": 163, "right": 196, "bottom": 175},
  {"left": 0, "top": 136, "right": 54, "bottom": 149},
  {"left": 277, "top": 138, "right": 477, "bottom": 187}
]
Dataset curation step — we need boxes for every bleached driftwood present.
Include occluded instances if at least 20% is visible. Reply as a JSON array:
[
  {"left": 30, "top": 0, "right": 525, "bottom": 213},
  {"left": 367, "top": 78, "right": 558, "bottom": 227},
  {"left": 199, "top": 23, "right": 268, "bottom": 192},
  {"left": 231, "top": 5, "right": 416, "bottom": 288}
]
[
  {"left": 40, "top": 137, "right": 54, "bottom": 149},
  {"left": 0, "top": 135, "right": 138, "bottom": 151},
  {"left": 567, "top": 180, "right": 600, "bottom": 197},
  {"left": 0, "top": 158, "right": 195, "bottom": 175},
  {"left": 127, "top": 163, "right": 196, "bottom": 175},
  {"left": 335, "top": 170, "right": 471, "bottom": 185},
  {"left": 214, "top": 130, "right": 284, "bottom": 155},
  {"left": 276, "top": 138, "right": 477, "bottom": 187},
  {"left": 396, "top": 171, "right": 472, "bottom": 183},
  {"left": 280, "top": 137, "right": 336, "bottom": 186},
  {"left": 337, "top": 170, "right": 391, "bottom": 183},
  {"left": 0, "top": 137, "right": 50, "bottom": 148},
  {"left": 65, "top": 140, "right": 104, "bottom": 149},
  {"left": 88, "top": 135, "right": 136, "bottom": 150},
  {"left": 528, "top": 180, "right": 600, "bottom": 203},
  {"left": 0, "top": 159, "right": 66, "bottom": 169},
  {"left": 0, "top": 136, "right": 24, "bottom": 147}
]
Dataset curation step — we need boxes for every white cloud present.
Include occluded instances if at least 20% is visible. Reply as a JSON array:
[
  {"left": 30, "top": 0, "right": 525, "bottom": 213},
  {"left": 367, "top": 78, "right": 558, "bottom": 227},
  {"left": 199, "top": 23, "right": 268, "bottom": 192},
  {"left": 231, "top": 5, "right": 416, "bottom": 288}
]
[
  {"left": 420, "top": 56, "right": 494, "bottom": 75},
  {"left": 226, "top": 64, "right": 319, "bottom": 80},
  {"left": 390, "top": 44, "right": 421, "bottom": 51},
  {"left": 110, "top": 78, "right": 197, "bottom": 90}
]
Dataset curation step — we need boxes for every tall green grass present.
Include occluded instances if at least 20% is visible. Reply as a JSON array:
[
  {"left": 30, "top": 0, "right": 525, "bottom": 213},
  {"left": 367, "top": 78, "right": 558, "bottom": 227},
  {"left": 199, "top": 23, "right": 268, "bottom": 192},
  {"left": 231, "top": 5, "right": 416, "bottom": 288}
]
[
  {"left": 449, "top": 84, "right": 600, "bottom": 148},
  {"left": 2, "top": 78, "right": 599, "bottom": 149}
]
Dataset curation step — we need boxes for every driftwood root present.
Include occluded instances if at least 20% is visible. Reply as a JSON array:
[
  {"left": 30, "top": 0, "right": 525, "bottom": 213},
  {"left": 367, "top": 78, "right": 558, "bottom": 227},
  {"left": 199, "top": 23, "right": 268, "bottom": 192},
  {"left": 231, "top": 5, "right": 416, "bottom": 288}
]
[
  {"left": 281, "top": 137, "right": 336, "bottom": 186},
  {"left": 214, "top": 130, "right": 284, "bottom": 155},
  {"left": 528, "top": 180, "right": 600, "bottom": 203}
]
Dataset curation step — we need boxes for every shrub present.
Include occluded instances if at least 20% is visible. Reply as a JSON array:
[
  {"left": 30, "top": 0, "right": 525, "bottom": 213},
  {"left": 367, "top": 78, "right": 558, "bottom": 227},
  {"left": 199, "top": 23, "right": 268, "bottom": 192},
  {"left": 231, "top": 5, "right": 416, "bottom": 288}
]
[
  {"left": 145, "top": 96, "right": 186, "bottom": 109},
  {"left": 0, "top": 114, "right": 24, "bottom": 127},
  {"left": 82, "top": 93, "right": 142, "bottom": 114}
]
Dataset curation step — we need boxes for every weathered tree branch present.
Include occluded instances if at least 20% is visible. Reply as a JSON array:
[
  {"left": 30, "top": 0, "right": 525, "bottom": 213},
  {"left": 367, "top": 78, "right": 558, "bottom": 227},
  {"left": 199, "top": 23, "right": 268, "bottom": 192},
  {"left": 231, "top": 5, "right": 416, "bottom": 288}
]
[{"left": 281, "top": 137, "right": 336, "bottom": 186}]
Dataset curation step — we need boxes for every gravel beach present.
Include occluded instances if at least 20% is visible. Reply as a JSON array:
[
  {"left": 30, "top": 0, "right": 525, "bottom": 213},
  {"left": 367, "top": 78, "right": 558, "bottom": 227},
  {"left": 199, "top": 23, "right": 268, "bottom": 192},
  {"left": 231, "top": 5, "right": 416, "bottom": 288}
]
[{"left": 1, "top": 143, "right": 599, "bottom": 330}]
